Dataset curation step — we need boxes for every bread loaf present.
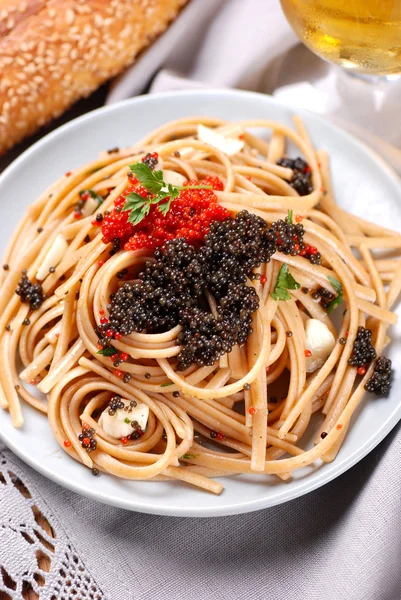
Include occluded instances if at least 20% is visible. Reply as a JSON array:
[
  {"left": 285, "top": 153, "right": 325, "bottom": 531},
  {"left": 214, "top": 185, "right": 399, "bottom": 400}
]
[{"left": 0, "top": 0, "right": 188, "bottom": 155}]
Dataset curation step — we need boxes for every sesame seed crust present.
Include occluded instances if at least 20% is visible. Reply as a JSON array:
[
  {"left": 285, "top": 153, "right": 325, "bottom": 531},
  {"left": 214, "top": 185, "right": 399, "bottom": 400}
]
[{"left": 0, "top": 0, "right": 189, "bottom": 154}]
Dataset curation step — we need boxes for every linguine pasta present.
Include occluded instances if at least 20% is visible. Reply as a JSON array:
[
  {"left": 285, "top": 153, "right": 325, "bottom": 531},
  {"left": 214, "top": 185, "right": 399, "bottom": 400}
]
[{"left": 0, "top": 116, "right": 399, "bottom": 495}]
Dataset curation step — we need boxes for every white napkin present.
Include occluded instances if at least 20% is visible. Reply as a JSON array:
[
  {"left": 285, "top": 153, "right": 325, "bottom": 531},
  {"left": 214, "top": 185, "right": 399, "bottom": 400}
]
[{"left": 108, "top": 0, "right": 401, "bottom": 172}]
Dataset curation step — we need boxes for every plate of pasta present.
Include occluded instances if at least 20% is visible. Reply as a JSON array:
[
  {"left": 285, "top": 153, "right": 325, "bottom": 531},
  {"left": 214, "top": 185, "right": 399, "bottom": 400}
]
[{"left": 0, "top": 89, "right": 400, "bottom": 517}]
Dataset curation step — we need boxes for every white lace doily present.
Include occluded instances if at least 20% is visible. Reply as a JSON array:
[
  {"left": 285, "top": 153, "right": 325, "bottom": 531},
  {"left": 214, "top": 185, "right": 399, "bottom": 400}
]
[{"left": 0, "top": 451, "right": 105, "bottom": 599}]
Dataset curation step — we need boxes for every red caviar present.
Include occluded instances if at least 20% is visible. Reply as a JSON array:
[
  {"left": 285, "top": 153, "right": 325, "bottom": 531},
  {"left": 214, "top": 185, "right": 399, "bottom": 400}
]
[
  {"left": 260, "top": 275, "right": 267, "bottom": 284},
  {"left": 357, "top": 366, "right": 367, "bottom": 376},
  {"left": 216, "top": 432, "right": 224, "bottom": 441},
  {"left": 120, "top": 437, "right": 128, "bottom": 445},
  {"left": 119, "top": 352, "right": 129, "bottom": 362},
  {"left": 114, "top": 332, "right": 122, "bottom": 340},
  {"left": 299, "top": 244, "right": 318, "bottom": 257},
  {"left": 64, "top": 440, "right": 72, "bottom": 448},
  {"left": 295, "top": 214, "right": 303, "bottom": 223},
  {"left": 101, "top": 175, "right": 229, "bottom": 251},
  {"left": 113, "top": 369, "right": 122, "bottom": 378},
  {"left": 248, "top": 406, "right": 257, "bottom": 415},
  {"left": 304, "top": 349, "right": 312, "bottom": 357}
]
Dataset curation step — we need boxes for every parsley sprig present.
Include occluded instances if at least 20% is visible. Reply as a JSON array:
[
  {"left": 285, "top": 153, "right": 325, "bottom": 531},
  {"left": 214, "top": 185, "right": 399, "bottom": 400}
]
[
  {"left": 327, "top": 275, "right": 343, "bottom": 314},
  {"left": 271, "top": 263, "right": 300, "bottom": 301},
  {"left": 97, "top": 346, "right": 117, "bottom": 356},
  {"left": 123, "top": 162, "right": 212, "bottom": 225}
]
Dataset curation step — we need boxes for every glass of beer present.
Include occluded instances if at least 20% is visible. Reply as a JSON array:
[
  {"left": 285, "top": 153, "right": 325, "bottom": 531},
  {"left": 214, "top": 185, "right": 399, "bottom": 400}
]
[{"left": 280, "top": 0, "right": 401, "bottom": 77}]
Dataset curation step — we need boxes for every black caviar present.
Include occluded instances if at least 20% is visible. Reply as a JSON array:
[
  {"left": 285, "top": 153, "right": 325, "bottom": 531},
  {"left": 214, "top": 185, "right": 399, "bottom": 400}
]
[
  {"left": 78, "top": 426, "right": 97, "bottom": 453},
  {"left": 108, "top": 395, "right": 124, "bottom": 415},
  {"left": 348, "top": 327, "right": 376, "bottom": 367},
  {"left": 277, "top": 157, "right": 313, "bottom": 196},
  {"left": 364, "top": 356, "right": 392, "bottom": 396},
  {"left": 271, "top": 216, "right": 322, "bottom": 265},
  {"left": 311, "top": 287, "right": 335, "bottom": 308},
  {"left": 142, "top": 152, "right": 159, "bottom": 170},
  {"left": 15, "top": 272, "right": 45, "bottom": 310},
  {"left": 101, "top": 211, "right": 322, "bottom": 370}
]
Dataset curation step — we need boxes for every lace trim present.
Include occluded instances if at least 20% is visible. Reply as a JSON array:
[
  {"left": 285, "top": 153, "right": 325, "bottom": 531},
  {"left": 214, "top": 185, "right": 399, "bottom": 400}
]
[{"left": 0, "top": 452, "right": 105, "bottom": 599}]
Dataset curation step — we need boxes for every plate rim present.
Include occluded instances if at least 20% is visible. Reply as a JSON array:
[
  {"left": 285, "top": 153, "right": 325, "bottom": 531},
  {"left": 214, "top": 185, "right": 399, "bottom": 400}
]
[{"left": 0, "top": 88, "right": 400, "bottom": 517}]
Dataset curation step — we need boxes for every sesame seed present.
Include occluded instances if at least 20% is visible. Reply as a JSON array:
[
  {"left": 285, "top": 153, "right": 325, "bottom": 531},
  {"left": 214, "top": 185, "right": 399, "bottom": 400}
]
[{"left": 66, "top": 8, "right": 75, "bottom": 24}]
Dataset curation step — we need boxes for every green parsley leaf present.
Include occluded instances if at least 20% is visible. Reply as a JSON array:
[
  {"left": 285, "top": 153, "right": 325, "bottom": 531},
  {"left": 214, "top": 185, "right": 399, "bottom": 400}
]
[
  {"left": 129, "top": 163, "right": 164, "bottom": 194},
  {"left": 97, "top": 346, "right": 117, "bottom": 356},
  {"left": 122, "top": 161, "right": 213, "bottom": 226},
  {"left": 271, "top": 263, "right": 300, "bottom": 301},
  {"left": 160, "top": 382, "right": 173, "bottom": 387},
  {"left": 286, "top": 209, "right": 293, "bottom": 224},
  {"left": 123, "top": 191, "right": 148, "bottom": 209},
  {"left": 182, "top": 453, "right": 197, "bottom": 460},
  {"left": 124, "top": 417, "right": 131, "bottom": 424},
  {"left": 327, "top": 275, "right": 344, "bottom": 314}
]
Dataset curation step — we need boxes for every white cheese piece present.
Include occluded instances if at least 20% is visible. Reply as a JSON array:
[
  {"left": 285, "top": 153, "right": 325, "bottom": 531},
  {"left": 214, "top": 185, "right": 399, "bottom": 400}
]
[
  {"left": 36, "top": 234, "right": 68, "bottom": 281},
  {"left": 98, "top": 398, "right": 149, "bottom": 439},
  {"left": 304, "top": 318, "right": 336, "bottom": 373},
  {"left": 197, "top": 124, "right": 245, "bottom": 156},
  {"left": 163, "top": 169, "right": 187, "bottom": 187},
  {"left": 81, "top": 196, "right": 99, "bottom": 217}
]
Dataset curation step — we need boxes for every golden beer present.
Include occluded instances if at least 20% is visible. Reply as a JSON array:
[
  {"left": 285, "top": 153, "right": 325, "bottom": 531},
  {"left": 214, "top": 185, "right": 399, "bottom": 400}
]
[{"left": 280, "top": 0, "right": 401, "bottom": 75}]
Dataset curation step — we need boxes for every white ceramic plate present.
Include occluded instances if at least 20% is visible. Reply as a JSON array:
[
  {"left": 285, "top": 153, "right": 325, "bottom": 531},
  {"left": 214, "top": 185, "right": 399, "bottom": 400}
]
[{"left": 0, "top": 90, "right": 400, "bottom": 517}]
